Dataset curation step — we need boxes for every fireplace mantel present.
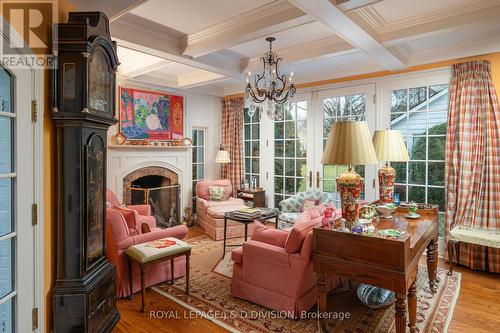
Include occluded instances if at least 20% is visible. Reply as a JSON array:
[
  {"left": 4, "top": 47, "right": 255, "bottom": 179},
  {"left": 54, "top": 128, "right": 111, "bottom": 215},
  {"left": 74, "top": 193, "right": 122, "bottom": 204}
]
[{"left": 108, "top": 145, "right": 193, "bottom": 150}]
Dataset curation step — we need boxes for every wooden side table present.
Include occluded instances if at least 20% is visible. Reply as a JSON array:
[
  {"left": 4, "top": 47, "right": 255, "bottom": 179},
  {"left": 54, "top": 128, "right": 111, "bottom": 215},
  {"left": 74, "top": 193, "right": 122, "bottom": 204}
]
[
  {"left": 313, "top": 206, "right": 439, "bottom": 333},
  {"left": 237, "top": 188, "right": 266, "bottom": 207},
  {"left": 125, "top": 237, "right": 191, "bottom": 312}
]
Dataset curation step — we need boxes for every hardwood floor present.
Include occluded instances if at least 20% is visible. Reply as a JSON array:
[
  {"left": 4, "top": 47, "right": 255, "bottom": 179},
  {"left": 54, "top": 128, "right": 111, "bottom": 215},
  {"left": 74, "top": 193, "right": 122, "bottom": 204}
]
[{"left": 113, "top": 226, "right": 499, "bottom": 333}]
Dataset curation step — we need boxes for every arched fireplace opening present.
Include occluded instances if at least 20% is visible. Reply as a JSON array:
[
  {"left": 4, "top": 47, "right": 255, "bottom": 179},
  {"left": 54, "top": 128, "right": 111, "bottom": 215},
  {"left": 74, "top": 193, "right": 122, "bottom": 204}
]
[{"left": 123, "top": 166, "right": 181, "bottom": 228}]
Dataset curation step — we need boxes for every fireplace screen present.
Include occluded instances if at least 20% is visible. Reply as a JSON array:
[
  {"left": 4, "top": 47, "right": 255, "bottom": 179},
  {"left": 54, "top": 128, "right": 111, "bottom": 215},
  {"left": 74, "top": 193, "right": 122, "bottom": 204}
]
[{"left": 128, "top": 184, "right": 181, "bottom": 228}]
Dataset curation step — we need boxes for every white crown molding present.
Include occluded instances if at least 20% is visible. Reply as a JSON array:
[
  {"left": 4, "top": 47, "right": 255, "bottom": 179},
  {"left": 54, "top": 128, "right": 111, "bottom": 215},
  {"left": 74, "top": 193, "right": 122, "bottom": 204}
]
[
  {"left": 183, "top": 0, "right": 311, "bottom": 57},
  {"left": 357, "top": 0, "right": 500, "bottom": 34},
  {"left": 408, "top": 35, "right": 500, "bottom": 66}
]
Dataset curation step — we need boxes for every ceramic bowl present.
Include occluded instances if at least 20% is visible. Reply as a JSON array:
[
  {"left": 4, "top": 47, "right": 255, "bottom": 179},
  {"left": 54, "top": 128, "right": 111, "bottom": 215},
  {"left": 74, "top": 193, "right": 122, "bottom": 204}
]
[{"left": 376, "top": 205, "right": 396, "bottom": 219}]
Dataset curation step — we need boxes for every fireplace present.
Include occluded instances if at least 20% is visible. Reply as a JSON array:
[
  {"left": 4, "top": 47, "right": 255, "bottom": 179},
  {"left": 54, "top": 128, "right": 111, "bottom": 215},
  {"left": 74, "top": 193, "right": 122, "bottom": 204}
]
[{"left": 123, "top": 167, "right": 181, "bottom": 228}]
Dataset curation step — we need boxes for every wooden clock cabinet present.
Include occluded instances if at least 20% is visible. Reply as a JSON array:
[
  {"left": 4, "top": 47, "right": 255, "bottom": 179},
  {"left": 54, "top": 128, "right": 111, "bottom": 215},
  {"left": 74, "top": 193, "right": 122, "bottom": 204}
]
[{"left": 51, "top": 12, "right": 120, "bottom": 333}]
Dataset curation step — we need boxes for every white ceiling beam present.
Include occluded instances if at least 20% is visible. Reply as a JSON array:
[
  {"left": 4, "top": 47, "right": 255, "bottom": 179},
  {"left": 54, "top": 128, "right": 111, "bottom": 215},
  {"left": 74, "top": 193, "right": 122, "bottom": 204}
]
[
  {"left": 183, "top": 0, "right": 311, "bottom": 57},
  {"left": 243, "top": 35, "right": 356, "bottom": 73},
  {"left": 288, "top": 0, "right": 408, "bottom": 71},
  {"left": 110, "top": 14, "right": 245, "bottom": 81},
  {"left": 125, "top": 60, "right": 174, "bottom": 78},
  {"left": 69, "top": 0, "right": 147, "bottom": 21}
]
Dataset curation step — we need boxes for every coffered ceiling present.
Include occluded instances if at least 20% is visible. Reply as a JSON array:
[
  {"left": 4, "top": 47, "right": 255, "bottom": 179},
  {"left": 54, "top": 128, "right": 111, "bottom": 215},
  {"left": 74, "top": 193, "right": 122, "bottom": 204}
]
[{"left": 70, "top": 0, "right": 500, "bottom": 96}]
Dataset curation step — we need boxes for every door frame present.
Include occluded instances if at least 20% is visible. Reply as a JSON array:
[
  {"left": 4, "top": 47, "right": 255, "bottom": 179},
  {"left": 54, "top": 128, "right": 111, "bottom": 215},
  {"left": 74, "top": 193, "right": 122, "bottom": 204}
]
[
  {"left": 314, "top": 84, "right": 377, "bottom": 202},
  {"left": 0, "top": 25, "right": 45, "bottom": 332}
]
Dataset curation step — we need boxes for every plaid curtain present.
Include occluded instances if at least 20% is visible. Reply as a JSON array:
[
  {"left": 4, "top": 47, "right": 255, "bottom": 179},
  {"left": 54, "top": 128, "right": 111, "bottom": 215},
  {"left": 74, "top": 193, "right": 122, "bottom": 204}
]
[
  {"left": 221, "top": 97, "right": 244, "bottom": 196},
  {"left": 446, "top": 60, "right": 500, "bottom": 272}
]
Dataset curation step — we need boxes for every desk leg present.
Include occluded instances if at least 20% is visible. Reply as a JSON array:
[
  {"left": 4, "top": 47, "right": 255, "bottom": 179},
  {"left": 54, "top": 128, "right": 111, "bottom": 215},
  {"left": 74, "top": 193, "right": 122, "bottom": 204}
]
[
  {"left": 185, "top": 254, "right": 190, "bottom": 294},
  {"left": 222, "top": 216, "right": 227, "bottom": 259},
  {"left": 427, "top": 238, "right": 438, "bottom": 293},
  {"left": 395, "top": 293, "right": 406, "bottom": 333},
  {"left": 317, "top": 273, "right": 328, "bottom": 332},
  {"left": 408, "top": 279, "right": 417, "bottom": 333},
  {"left": 140, "top": 265, "right": 145, "bottom": 313},
  {"left": 128, "top": 259, "right": 134, "bottom": 300}
]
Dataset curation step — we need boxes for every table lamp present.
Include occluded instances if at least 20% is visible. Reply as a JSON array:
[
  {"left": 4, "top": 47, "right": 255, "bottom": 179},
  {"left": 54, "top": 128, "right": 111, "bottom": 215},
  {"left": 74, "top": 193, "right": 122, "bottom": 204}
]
[
  {"left": 322, "top": 121, "right": 378, "bottom": 228},
  {"left": 372, "top": 130, "right": 409, "bottom": 203}
]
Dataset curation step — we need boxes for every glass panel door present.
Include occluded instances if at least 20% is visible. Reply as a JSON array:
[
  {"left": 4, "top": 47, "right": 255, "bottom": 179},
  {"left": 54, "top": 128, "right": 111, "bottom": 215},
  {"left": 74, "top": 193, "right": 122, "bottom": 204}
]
[
  {"left": 273, "top": 97, "right": 309, "bottom": 206},
  {"left": 0, "top": 64, "right": 35, "bottom": 332},
  {"left": 315, "top": 85, "right": 376, "bottom": 206}
]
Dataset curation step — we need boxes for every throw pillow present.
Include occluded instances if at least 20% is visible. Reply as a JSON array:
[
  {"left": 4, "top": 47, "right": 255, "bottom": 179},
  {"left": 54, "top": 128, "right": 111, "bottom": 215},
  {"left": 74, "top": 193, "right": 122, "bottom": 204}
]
[
  {"left": 300, "top": 199, "right": 320, "bottom": 212},
  {"left": 209, "top": 186, "right": 226, "bottom": 201}
]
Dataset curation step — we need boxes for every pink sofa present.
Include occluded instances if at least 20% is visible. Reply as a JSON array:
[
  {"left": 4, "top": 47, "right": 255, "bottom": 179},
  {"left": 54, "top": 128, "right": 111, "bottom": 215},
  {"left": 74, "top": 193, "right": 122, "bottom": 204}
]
[
  {"left": 106, "top": 207, "right": 188, "bottom": 298},
  {"left": 195, "top": 179, "right": 249, "bottom": 240},
  {"left": 231, "top": 205, "right": 341, "bottom": 318},
  {"left": 106, "top": 189, "right": 156, "bottom": 229}
]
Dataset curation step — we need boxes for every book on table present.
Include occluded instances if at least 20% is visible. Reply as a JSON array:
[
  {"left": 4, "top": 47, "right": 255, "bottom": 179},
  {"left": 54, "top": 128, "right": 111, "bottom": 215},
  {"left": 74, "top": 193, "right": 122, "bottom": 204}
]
[{"left": 233, "top": 208, "right": 261, "bottom": 219}]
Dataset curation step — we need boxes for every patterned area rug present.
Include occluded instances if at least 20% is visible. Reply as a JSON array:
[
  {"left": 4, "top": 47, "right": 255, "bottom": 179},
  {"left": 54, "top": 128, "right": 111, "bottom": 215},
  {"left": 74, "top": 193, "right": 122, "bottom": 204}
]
[{"left": 152, "top": 235, "right": 461, "bottom": 333}]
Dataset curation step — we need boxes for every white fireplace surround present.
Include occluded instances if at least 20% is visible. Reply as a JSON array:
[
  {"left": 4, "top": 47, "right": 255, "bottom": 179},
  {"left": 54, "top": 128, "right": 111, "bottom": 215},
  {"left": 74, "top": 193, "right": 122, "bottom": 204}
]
[{"left": 107, "top": 146, "right": 191, "bottom": 214}]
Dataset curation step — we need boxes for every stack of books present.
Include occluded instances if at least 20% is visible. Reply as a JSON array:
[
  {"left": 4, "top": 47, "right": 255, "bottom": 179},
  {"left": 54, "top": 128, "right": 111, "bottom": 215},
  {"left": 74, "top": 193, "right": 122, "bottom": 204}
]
[{"left": 233, "top": 208, "right": 261, "bottom": 219}]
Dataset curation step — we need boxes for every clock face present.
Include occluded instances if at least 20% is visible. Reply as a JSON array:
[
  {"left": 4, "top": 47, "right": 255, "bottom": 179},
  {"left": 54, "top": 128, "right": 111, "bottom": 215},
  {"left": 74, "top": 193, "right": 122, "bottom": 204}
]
[{"left": 89, "top": 49, "right": 112, "bottom": 113}]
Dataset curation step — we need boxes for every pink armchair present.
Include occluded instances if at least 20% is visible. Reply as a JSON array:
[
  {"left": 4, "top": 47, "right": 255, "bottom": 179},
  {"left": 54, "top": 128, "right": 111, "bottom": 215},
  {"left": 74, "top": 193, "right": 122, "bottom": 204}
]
[
  {"left": 195, "top": 179, "right": 248, "bottom": 240},
  {"left": 106, "top": 207, "right": 188, "bottom": 298},
  {"left": 231, "top": 205, "right": 341, "bottom": 318},
  {"left": 106, "top": 189, "right": 156, "bottom": 230}
]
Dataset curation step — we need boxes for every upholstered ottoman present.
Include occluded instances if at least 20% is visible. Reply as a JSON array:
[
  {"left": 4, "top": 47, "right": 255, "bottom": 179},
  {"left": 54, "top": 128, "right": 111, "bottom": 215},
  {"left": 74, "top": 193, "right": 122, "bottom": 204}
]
[{"left": 125, "top": 237, "right": 192, "bottom": 312}]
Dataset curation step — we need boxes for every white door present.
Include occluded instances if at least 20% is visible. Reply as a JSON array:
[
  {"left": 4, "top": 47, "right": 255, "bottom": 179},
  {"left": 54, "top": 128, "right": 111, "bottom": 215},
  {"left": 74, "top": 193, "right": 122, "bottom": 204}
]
[
  {"left": 270, "top": 93, "right": 312, "bottom": 207},
  {"left": 0, "top": 63, "right": 36, "bottom": 332},
  {"left": 313, "top": 85, "right": 377, "bottom": 206}
]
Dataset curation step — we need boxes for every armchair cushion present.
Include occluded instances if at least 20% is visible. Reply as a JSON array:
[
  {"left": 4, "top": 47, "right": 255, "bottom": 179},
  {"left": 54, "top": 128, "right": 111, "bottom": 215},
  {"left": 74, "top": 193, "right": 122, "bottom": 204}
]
[
  {"left": 285, "top": 212, "right": 323, "bottom": 254},
  {"left": 113, "top": 206, "right": 140, "bottom": 235},
  {"left": 128, "top": 204, "right": 151, "bottom": 216},
  {"left": 231, "top": 246, "right": 243, "bottom": 264},
  {"left": 449, "top": 226, "right": 500, "bottom": 248},
  {"left": 243, "top": 240, "right": 290, "bottom": 267},
  {"left": 250, "top": 222, "right": 288, "bottom": 248},
  {"left": 209, "top": 186, "right": 226, "bottom": 201},
  {"left": 300, "top": 199, "right": 320, "bottom": 212},
  {"left": 196, "top": 179, "right": 233, "bottom": 200}
]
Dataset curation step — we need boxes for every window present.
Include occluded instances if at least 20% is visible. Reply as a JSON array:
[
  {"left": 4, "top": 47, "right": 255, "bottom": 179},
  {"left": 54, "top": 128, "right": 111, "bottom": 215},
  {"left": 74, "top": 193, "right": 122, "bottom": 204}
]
[
  {"left": 192, "top": 128, "right": 205, "bottom": 210},
  {"left": 243, "top": 109, "right": 260, "bottom": 186},
  {"left": 274, "top": 101, "right": 308, "bottom": 205},
  {"left": 390, "top": 84, "right": 448, "bottom": 236},
  {"left": 322, "top": 94, "right": 366, "bottom": 206}
]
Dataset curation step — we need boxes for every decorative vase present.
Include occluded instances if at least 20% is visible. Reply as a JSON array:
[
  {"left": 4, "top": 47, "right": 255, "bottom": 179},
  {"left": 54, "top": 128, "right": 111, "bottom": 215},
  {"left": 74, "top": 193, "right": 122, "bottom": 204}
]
[
  {"left": 336, "top": 169, "right": 364, "bottom": 229},
  {"left": 378, "top": 163, "right": 396, "bottom": 204}
]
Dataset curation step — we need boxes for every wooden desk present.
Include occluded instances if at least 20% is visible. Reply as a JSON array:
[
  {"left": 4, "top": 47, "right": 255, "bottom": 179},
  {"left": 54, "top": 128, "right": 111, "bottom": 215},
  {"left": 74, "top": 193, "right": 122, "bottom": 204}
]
[
  {"left": 237, "top": 188, "right": 266, "bottom": 207},
  {"left": 313, "top": 206, "right": 439, "bottom": 333}
]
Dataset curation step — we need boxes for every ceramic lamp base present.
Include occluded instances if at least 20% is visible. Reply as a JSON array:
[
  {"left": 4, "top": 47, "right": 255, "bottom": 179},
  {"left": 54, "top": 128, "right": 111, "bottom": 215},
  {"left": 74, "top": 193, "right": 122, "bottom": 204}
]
[
  {"left": 378, "top": 164, "right": 396, "bottom": 204},
  {"left": 336, "top": 169, "right": 363, "bottom": 229}
]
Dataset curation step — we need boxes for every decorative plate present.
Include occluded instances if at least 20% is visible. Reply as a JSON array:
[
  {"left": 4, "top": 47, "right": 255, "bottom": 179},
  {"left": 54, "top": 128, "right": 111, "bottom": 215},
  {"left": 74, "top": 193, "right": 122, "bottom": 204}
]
[
  {"left": 405, "top": 213, "right": 421, "bottom": 219},
  {"left": 114, "top": 132, "right": 126, "bottom": 145},
  {"left": 378, "top": 229, "right": 402, "bottom": 238},
  {"left": 182, "top": 137, "right": 192, "bottom": 146}
]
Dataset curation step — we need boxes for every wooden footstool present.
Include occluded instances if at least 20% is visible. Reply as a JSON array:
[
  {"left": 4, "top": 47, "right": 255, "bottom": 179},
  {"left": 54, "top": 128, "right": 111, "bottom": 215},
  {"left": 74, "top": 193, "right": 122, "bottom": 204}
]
[{"left": 125, "top": 237, "right": 191, "bottom": 312}]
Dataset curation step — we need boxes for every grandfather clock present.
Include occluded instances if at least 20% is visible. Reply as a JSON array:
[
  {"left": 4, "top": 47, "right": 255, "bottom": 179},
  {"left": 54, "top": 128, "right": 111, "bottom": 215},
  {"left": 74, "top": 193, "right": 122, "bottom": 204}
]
[{"left": 52, "top": 12, "right": 120, "bottom": 332}]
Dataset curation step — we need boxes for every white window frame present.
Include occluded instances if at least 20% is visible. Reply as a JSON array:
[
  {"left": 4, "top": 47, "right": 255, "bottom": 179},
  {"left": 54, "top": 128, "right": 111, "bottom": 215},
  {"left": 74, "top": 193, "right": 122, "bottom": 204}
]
[{"left": 191, "top": 127, "right": 206, "bottom": 208}]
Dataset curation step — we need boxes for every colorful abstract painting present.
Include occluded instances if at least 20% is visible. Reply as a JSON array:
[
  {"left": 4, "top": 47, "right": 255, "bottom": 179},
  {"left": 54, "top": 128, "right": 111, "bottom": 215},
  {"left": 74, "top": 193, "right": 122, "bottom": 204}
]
[{"left": 119, "top": 87, "right": 184, "bottom": 140}]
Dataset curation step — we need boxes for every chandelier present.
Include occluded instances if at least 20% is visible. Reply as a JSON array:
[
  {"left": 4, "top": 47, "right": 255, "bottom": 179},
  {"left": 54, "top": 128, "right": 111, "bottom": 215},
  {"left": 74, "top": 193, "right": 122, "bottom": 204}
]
[{"left": 245, "top": 37, "right": 296, "bottom": 120}]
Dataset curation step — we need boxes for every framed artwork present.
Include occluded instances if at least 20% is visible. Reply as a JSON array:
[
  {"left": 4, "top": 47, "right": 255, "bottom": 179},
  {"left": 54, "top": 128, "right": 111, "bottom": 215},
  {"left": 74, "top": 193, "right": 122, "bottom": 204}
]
[{"left": 119, "top": 87, "right": 184, "bottom": 140}]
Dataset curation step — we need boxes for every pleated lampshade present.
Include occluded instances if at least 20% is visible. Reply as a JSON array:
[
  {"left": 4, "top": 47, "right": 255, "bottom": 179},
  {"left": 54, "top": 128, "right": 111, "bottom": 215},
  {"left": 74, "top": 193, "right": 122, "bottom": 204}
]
[
  {"left": 322, "top": 121, "right": 378, "bottom": 165},
  {"left": 372, "top": 130, "right": 409, "bottom": 162},
  {"left": 215, "top": 147, "right": 231, "bottom": 164}
]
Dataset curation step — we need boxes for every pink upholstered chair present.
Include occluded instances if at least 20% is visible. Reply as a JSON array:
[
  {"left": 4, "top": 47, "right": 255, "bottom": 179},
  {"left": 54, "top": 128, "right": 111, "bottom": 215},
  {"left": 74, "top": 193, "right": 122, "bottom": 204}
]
[
  {"left": 105, "top": 207, "right": 188, "bottom": 298},
  {"left": 231, "top": 205, "right": 341, "bottom": 318},
  {"left": 195, "top": 179, "right": 248, "bottom": 240},
  {"left": 106, "top": 189, "right": 156, "bottom": 229}
]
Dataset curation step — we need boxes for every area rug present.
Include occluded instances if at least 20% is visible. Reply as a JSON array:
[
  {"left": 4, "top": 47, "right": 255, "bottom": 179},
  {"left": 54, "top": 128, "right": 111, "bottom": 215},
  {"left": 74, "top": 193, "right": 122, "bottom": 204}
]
[{"left": 152, "top": 235, "right": 461, "bottom": 333}]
